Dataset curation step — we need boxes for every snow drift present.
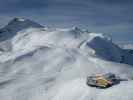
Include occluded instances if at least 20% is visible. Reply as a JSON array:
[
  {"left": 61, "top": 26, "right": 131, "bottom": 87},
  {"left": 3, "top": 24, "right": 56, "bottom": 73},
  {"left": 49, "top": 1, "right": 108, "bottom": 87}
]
[{"left": 0, "top": 18, "right": 133, "bottom": 100}]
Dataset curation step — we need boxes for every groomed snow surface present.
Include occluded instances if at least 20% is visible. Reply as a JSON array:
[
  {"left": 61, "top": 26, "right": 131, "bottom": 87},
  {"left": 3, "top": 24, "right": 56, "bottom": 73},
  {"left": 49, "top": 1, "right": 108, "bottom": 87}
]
[{"left": 0, "top": 18, "right": 133, "bottom": 100}]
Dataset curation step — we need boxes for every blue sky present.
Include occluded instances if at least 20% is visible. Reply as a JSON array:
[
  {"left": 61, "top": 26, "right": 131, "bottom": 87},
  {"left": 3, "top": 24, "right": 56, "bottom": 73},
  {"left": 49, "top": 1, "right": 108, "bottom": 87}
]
[{"left": 0, "top": 0, "right": 133, "bottom": 42}]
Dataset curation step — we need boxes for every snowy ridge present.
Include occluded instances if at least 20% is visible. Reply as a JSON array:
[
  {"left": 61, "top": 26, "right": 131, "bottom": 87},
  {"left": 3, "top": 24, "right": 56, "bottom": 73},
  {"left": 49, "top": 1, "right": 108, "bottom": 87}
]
[{"left": 0, "top": 18, "right": 133, "bottom": 100}]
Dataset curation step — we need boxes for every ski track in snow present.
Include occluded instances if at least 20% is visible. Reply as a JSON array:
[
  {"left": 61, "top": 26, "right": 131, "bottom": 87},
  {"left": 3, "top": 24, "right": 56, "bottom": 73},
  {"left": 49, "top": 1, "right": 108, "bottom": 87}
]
[{"left": 0, "top": 18, "right": 133, "bottom": 100}]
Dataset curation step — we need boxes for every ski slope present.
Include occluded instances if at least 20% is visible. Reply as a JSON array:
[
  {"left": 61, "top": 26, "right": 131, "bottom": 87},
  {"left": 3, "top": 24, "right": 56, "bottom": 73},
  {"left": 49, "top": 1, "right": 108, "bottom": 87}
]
[{"left": 0, "top": 18, "right": 133, "bottom": 100}]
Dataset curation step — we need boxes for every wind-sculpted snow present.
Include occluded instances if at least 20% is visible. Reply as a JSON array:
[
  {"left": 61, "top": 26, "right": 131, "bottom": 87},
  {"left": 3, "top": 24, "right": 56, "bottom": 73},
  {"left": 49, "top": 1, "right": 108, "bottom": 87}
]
[{"left": 0, "top": 18, "right": 133, "bottom": 100}]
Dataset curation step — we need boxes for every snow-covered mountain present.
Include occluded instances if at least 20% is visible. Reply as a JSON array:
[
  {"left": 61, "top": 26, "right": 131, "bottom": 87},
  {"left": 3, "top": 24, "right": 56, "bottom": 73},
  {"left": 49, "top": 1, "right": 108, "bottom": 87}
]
[
  {"left": 0, "top": 18, "right": 133, "bottom": 100},
  {"left": 3, "top": 17, "right": 43, "bottom": 31},
  {"left": 0, "top": 17, "right": 44, "bottom": 51}
]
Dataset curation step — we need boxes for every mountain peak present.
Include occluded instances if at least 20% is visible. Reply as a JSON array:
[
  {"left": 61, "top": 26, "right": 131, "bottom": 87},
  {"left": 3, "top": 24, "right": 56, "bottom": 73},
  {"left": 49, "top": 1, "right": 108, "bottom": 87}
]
[
  {"left": 71, "top": 26, "right": 82, "bottom": 33},
  {"left": 3, "top": 17, "right": 44, "bottom": 33},
  {"left": 11, "top": 17, "right": 26, "bottom": 22}
]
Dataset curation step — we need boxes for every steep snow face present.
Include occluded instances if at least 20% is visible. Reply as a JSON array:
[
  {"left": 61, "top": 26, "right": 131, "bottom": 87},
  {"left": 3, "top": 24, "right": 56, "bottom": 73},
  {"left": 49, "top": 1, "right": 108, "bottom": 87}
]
[{"left": 0, "top": 19, "right": 133, "bottom": 100}]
